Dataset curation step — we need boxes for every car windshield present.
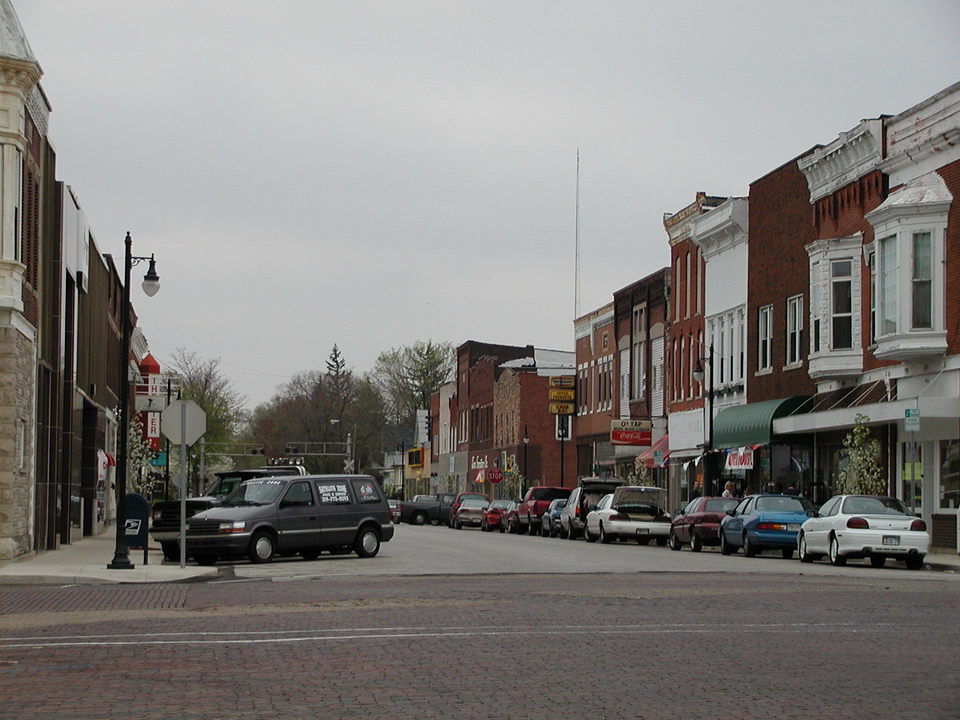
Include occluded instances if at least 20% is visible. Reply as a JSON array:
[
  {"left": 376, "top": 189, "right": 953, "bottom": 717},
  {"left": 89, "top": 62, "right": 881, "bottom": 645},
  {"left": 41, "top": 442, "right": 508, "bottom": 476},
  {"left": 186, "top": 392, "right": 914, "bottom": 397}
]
[
  {"left": 412, "top": 495, "right": 434, "bottom": 502},
  {"left": 222, "top": 479, "right": 286, "bottom": 506},
  {"left": 755, "top": 495, "right": 816, "bottom": 513},
  {"left": 208, "top": 475, "right": 244, "bottom": 498},
  {"left": 490, "top": 500, "right": 513, "bottom": 510},
  {"left": 531, "top": 488, "right": 571, "bottom": 501},
  {"left": 460, "top": 498, "right": 488, "bottom": 509},
  {"left": 704, "top": 499, "right": 739, "bottom": 513},
  {"left": 841, "top": 496, "right": 910, "bottom": 515}
]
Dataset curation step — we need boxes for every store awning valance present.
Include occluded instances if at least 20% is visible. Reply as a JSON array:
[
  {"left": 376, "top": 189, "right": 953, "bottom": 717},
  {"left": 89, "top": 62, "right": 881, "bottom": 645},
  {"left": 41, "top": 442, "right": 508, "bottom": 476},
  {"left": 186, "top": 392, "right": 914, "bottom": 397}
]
[
  {"left": 712, "top": 397, "right": 809, "bottom": 449},
  {"left": 638, "top": 434, "right": 670, "bottom": 468}
]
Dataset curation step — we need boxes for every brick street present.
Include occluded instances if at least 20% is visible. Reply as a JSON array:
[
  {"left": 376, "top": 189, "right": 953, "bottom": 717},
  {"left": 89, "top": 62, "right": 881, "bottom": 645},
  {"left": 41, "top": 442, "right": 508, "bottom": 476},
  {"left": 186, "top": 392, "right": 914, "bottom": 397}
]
[{"left": 1, "top": 569, "right": 958, "bottom": 720}]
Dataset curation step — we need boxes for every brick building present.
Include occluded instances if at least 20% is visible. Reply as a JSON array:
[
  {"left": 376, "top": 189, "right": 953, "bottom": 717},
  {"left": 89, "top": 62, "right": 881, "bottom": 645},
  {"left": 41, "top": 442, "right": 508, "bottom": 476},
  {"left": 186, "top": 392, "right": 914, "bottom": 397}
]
[
  {"left": 772, "top": 83, "right": 960, "bottom": 548},
  {"left": 664, "top": 193, "right": 726, "bottom": 500},
  {"left": 611, "top": 268, "right": 669, "bottom": 483},
  {"left": 428, "top": 340, "right": 575, "bottom": 501}
]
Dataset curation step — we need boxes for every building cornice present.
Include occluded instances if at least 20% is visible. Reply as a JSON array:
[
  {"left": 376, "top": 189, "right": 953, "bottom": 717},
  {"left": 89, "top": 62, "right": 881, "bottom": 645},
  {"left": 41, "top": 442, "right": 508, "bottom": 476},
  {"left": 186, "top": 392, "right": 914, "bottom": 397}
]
[
  {"left": 798, "top": 119, "right": 883, "bottom": 203},
  {"left": 882, "top": 84, "right": 960, "bottom": 176},
  {"left": 690, "top": 197, "right": 748, "bottom": 259}
]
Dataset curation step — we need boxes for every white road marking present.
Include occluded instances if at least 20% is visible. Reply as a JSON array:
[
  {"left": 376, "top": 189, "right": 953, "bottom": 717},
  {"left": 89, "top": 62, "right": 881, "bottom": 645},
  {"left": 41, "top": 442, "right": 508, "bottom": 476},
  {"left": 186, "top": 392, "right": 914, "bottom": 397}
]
[{"left": 0, "top": 622, "right": 910, "bottom": 650}]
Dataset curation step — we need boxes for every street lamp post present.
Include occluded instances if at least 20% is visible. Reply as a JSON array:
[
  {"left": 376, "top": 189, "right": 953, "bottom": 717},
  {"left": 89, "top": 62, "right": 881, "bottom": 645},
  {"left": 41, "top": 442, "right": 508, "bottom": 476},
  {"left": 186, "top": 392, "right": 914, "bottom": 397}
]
[
  {"left": 522, "top": 426, "right": 529, "bottom": 499},
  {"left": 692, "top": 343, "right": 714, "bottom": 497},
  {"left": 108, "top": 232, "right": 159, "bottom": 570}
]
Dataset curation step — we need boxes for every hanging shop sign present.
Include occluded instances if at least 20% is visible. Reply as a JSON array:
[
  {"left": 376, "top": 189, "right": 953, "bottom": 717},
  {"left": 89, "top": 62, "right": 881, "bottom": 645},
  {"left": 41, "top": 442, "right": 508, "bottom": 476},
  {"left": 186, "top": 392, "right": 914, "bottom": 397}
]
[
  {"left": 610, "top": 419, "right": 652, "bottom": 446},
  {"left": 725, "top": 447, "right": 755, "bottom": 470}
]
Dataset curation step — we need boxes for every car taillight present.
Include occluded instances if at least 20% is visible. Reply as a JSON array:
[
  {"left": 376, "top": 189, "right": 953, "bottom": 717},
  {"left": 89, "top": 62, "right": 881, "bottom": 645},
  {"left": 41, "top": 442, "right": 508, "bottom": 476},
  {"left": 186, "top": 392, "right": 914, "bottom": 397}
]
[
  {"left": 575, "top": 506, "right": 580, "bottom": 517},
  {"left": 608, "top": 513, "right": 628, "bottom": 521},
  {"left": 846, "top": 517, "right": 869, "bottom": 529},
  {"left": 910, "top": 519, "right": 926, "bottom": 532},
  {"left": 756, "top": 522, "right": 787, "bottom": 531}
]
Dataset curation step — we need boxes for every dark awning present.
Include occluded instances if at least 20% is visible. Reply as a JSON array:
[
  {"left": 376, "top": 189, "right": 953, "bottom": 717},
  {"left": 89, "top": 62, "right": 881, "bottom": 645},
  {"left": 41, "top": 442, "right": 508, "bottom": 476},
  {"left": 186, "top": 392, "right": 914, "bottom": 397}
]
[{"left": 712, "top": 396, "right": 809, "bottom": 449}]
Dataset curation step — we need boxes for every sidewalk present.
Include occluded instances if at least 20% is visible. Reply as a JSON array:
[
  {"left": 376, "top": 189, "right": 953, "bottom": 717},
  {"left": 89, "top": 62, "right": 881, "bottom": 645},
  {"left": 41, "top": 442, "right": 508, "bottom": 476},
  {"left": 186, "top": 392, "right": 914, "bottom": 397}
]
[{"left": 0, "top": 532, "right": 218, "bottom": 585}]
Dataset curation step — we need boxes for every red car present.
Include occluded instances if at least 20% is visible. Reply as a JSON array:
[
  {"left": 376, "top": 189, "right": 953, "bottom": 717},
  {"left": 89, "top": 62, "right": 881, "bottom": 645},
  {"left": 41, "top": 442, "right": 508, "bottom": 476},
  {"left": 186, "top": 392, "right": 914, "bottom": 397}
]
[
  {"left": 668, "top": 496, "right": 739, "bottom": 551},
  {"left": 481, "top": 500, "right": 515, "bottom": 531},
  {"left": 448, "top": 491, "right": 488, "bottom": 527},
  {"left": 516, "top": 486, "right": 571, "bottom": 535}
]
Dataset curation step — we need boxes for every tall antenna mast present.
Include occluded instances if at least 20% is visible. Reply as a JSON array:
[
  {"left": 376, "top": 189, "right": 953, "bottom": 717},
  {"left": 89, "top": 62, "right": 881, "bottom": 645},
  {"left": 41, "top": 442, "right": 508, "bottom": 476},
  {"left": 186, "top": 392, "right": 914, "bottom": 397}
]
[{"left": 574, "top": 149, "right": 581, "bottom": 321}]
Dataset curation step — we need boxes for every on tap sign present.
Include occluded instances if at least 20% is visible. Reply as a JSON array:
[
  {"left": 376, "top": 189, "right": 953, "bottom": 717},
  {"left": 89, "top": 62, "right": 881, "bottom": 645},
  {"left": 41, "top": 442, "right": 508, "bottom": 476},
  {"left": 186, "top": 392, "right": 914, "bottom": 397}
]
[
  {"left": 610, "top": 419, "right": 651, "bottom": 446},
  {"left": 725, "top": 447, "right": 755, "bottom": 470}
]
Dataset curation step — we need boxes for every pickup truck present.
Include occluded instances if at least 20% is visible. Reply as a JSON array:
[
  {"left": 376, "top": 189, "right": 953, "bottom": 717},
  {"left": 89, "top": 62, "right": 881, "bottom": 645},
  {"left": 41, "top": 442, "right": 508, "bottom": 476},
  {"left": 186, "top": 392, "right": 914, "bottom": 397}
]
[
  {"left": 517, "top": 486, "right": 572, "bottom": 535},
  {"left": 149, "top": 465, "right": 306, "bottom": 560},
  {"left": 396, "top": 493, "right": 456, "bottom": 525}
]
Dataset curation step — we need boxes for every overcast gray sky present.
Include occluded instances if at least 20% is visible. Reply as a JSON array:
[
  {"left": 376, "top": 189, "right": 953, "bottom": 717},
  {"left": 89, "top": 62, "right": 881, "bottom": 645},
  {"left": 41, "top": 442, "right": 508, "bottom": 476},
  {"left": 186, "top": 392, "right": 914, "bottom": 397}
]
[{"left": 14, "top": 1, "right": 960, "bottom": 409}]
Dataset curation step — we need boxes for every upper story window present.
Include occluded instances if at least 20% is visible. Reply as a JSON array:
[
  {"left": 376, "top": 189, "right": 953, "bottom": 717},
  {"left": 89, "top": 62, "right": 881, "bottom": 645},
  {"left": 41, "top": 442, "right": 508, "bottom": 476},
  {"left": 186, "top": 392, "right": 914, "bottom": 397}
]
[
  {"left": 786, "top": 295, "right": 803, "bottom": 366},
  {"left": 758, "top": 305, "right": 772, "bottom": 372},
  {"left": 805, "top": 234, "right": 862, "bottom": 378},
  {"left": 830, "top": 261, "right": 852, "bottom": 350},
  {"left": 865, "top": 171, "right": 950, "bottom": 361}
]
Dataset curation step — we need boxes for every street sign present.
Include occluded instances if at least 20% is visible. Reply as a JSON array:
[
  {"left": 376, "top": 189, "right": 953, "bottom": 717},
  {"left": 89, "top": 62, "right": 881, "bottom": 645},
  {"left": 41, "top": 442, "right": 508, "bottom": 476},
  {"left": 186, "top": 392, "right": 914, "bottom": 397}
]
[
  {"left": 161, "top": 400, "right": 207, "bottom": 446},
  {"left": 487, "top": 468, "right": 504, "bottom": 484},
  {"left": 549, "top": 402, "right": 576, "bottom": 415},
  {"left": 905, "top": 408, "right": 920, "bottom": 432},
  {"left": 549, "top": 389, "right": 575, "bottom": 402},
  {"left": 549, "top": 375, "right": 576, "bottom": 389}
]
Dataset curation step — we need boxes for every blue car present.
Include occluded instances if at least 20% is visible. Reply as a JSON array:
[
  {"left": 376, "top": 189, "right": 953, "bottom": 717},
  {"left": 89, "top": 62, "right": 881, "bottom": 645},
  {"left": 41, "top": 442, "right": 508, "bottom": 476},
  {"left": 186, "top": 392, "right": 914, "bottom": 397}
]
[{"left": 719, "top": 494, "right": 816, "bottom": 559}]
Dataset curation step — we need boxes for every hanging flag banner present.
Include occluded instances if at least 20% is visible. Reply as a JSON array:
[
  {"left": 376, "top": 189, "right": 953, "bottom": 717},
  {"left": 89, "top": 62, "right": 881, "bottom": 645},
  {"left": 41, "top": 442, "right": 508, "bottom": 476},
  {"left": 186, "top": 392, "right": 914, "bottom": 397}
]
[{"left": 725, "top": 447, "right": 755, "bottom": 470}]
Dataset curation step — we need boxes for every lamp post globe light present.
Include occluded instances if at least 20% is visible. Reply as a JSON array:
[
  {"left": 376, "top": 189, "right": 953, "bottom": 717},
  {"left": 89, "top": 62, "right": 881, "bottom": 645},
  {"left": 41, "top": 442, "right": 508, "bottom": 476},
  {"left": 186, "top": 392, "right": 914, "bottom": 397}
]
[{"left": 108, "top": 232, "right": 160, "bottom": 570}]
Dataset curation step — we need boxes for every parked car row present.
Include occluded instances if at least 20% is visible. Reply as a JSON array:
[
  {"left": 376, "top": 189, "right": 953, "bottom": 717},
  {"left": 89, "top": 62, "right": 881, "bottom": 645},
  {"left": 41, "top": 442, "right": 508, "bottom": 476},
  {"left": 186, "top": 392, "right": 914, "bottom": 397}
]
[{"left": 423, "top": 481, "right": 931, "bottom": 571}]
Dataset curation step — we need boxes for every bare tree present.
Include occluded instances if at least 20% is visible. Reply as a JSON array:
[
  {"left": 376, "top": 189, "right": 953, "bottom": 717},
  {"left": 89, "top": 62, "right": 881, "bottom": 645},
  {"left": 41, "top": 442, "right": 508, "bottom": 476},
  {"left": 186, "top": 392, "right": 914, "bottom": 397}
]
[{"left": 372, "top": 340, "right": 454, "bottom": 425}]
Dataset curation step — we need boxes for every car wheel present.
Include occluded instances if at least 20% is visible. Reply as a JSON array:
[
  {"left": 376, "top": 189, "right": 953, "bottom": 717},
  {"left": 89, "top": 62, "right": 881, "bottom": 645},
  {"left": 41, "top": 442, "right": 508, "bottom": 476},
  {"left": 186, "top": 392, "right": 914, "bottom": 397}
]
[
  {"left": 828, "top": 535, "right": 847, "bottom": 566},
  {"left": 869, "top": 555, "right": 886, "bottom": 569},
  {"left": 354, "top": 526, "right": 381, "bottom": 558},
  {"left": 599, "top": 523, "right": 611, "bottom": 544},
  {"left": 798, "top": 533, "right": 814, "bottom": 563},
  {"left": 781, "top": 548, "right": 794, "bottom": 560},
  {"left": 559, "top": 525, "right": 568, "bottom": 540},
  {"left": 905, "top": 554, "right": 924, "bottom": 570},
  {"left": 454, "top": 520, "right": 462, "bottom": 529},
  {"left": 301, "top": 548, "right": 321, "bottom": 561},
  {"left": 584, "top": 525, "right": 597, "bottom": 543},
  {"left": 690, "top": 531, "right": 703, "bottom": 553},
  {"left": 248, "top": 530, "right": 276, "bottom": 564},
  {"left": 720, "top": 531, "right": 733, "bottom": 555},
  {"left": 668, "top": 530, "right": 681, "bottom": 551},
  {"left": 413, "top": 512, "right": 427, "bottom": 526},
  {"left": 743, "top": 534, "right": 758, "bottom": 558},
  {"left": 567, "top": 522, "right": 577, "bottom": 540},
  {"left": 160, "top": 541, "right": 179, "bottom": 562},
  {"left": 498, "top": 522, "right": 505, "bottom": 534},
  {"left": 525, "top": 515, "right": 534, "bottom": 535}
]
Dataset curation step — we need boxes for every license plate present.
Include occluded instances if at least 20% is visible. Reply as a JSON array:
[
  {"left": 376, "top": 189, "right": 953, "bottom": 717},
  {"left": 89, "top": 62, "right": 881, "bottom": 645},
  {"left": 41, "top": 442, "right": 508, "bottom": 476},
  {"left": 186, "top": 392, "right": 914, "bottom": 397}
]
[
  {"left": 882, "top": 535, "right": 900, "bottom": 546},
  {"left": 787, "top": 523, "right": 800, "bottom": 531},
  {"left": 636, "top": 528, "right": 649, "bottom": 535}
]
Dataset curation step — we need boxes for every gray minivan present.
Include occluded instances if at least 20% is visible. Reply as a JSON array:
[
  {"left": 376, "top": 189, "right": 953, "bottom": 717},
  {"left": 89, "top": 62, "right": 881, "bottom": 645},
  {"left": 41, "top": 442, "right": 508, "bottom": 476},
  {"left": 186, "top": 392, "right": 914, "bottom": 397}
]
[
  {"left": 184, "top": 475, "right": 394, "bottom": 564},
  {"left": 559, "top": 477, "right": 625, "bottom": 539}
]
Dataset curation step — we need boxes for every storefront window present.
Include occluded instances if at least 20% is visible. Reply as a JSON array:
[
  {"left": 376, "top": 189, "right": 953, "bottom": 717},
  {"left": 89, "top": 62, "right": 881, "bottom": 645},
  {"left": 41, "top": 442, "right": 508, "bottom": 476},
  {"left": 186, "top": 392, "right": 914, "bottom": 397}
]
[
  {"left": 903, "top": 442, "right": 922, "bottom": 514},
  {"left": 939, "top": 439, "right": 960, "bottom": 510}
]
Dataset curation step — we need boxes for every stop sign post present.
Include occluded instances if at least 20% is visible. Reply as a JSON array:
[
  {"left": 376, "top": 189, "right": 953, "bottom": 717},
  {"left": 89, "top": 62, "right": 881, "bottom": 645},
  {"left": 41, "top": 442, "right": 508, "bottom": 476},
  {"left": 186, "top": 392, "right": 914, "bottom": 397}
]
[{"left": 160, "top": 400, "right": 207, "bottom": 569}]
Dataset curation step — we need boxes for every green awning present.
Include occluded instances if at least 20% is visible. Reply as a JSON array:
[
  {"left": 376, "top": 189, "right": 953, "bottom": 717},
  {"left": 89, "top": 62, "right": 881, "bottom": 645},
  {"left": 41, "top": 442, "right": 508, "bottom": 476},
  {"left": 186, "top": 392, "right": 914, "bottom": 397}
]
[{"left": 712, "top": 396, "right": 809, "bottom": 449}]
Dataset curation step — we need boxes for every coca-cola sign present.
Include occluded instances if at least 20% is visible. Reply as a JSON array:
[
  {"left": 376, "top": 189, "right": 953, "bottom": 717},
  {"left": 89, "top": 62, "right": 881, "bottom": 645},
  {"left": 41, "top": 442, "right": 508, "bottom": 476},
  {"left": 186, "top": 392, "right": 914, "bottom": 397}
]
[{"left": 610, "top": 419, "right": 652, "bottom": 446}]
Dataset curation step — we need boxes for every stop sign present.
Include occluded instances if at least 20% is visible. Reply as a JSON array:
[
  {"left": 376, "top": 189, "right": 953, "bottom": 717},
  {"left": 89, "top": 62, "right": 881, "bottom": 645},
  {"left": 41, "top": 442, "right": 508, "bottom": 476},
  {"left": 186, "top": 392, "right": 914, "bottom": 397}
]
[
  {"left": 487, "top": 468, "right": 504, "bottom": 484},
  {"left": 161, "top": 399, "right": 207, "bottom": 446}
]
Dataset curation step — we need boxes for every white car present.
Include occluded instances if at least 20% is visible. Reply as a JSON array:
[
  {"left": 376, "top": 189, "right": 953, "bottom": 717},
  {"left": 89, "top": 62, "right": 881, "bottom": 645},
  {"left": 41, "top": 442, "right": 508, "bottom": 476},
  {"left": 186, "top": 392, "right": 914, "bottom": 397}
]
[
  {"left": 584, "top": 486, "right": 671, "bottom": 546},
  {"left": 797, "top": 495, "right": 929, "bottom": 569}
]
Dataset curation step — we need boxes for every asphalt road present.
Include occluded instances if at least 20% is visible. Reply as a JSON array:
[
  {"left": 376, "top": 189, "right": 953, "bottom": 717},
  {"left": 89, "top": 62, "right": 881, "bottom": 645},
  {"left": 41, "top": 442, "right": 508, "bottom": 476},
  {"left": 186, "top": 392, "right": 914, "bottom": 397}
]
[{"left": 1, "top": 525, "right": 958, "bottom": 720}]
